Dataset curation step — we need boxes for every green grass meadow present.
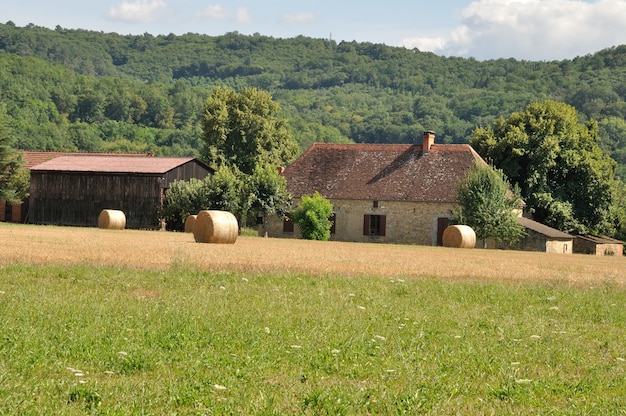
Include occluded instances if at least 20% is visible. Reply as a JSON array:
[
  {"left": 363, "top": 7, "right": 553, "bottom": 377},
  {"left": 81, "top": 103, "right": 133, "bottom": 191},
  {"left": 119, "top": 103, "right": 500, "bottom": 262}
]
[{"left": 1, "top": 263, "right": 625, "bottom": 415}]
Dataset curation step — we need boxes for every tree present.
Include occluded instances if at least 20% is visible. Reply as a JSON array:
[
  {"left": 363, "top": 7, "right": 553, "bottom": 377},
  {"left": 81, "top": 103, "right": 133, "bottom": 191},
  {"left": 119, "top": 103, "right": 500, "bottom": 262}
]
[
  {"left": 201, "top": 86, "right": 299, "bottom": 175},
  {"left": 470, "top": 100, "right": 619, "bottom": 235},
  {"left": 161, "top": 167, "right": 244, "bottom": 231},
  {"left": 243, "top": 165, "right": 292, "bottom": 235},
  {"left": 292, "top": 192, "right": 334, "bottom": 241},
  {"left": 454, "top": 162, "right": 526, "bottom": 245},
  {"left": 0, "top": 111, "right": 26, "bottom": 203}
]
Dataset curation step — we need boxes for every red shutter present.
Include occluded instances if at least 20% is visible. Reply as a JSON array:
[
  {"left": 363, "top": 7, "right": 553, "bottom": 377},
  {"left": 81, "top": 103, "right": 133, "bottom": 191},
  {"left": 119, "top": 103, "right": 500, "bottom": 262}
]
[
  {"left": 379, "top": 215, "right": 386, "bottom": 236},
  {"left": 363, "top": 215, "right": 370, "bottom": 235}
]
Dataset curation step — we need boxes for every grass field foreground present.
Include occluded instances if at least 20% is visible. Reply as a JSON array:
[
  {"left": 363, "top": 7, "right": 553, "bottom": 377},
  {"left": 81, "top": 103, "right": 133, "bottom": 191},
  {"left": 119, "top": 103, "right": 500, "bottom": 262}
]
[{"left": 0, "top": 223, "right": 625, "bottom": 414}]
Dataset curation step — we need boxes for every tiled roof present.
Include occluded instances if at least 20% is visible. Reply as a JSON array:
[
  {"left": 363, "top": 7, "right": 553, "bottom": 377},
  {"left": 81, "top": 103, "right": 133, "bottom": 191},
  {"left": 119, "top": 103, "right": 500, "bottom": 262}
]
[
  {"left": 283, "top": 143, "right": 485, "bottom": 202},
  {"left": 30, "top": 155, "right": 204, "bottom": 174},
  {"left": 517, "top": 216, "right": 572, "bottom": 239},
  {"left": 21, "top": 151, "right": 146, "bottom": 169}
]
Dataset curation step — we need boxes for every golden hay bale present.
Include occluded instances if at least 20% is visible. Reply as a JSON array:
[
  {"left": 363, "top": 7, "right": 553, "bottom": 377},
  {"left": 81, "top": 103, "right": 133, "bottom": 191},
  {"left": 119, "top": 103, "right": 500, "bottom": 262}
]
[
  {"left": 442, "top": 225, "right": 476, "bottom": 249},
  {"left": 98, "top": 209, "right": 126, "bottom": 230},
  {"left": 184, "top": 214, "right": 197, "bottom": 233},
  {"left": 193, "top": 210, "right": 238, "bottom": 244}
]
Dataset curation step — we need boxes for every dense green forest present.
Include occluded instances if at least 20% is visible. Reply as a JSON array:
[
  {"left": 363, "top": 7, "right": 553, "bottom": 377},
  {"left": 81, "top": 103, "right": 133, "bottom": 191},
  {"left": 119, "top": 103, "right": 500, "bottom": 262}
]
[{"left": 1, "top": 21, "right": 626, "bottom": 177}]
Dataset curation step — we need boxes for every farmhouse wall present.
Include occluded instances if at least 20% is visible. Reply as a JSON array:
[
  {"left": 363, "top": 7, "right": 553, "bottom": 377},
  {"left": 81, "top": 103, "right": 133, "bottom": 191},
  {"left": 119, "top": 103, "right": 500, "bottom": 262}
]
[
  {"left": 266, "top": 198, "right": 456, "bottom": 245},
  {"left": 29, "top": 172, "right": 162, "bottom": 229}
]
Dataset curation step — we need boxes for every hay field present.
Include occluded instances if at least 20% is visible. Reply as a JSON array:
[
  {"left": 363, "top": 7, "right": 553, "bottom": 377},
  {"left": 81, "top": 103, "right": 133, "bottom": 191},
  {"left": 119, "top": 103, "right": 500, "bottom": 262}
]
[{"left": 1, "top": 223, "right": 623, "bottom": 286}]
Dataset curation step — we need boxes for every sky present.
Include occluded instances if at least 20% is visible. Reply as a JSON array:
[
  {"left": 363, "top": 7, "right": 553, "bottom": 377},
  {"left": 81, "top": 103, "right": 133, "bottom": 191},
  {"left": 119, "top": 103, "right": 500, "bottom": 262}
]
[{"left": 4, "top": 0, "right": 626, "bottom": 61}]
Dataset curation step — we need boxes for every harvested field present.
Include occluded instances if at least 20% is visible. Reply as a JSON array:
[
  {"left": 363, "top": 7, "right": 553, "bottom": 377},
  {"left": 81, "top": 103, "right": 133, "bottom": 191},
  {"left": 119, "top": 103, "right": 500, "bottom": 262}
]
[{"left": 1, "top": 223, "right": 623, "bottom": 286}]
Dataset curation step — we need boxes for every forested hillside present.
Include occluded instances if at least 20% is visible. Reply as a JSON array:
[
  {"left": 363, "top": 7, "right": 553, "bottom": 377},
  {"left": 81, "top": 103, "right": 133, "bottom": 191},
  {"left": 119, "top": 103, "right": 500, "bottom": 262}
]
[{"left": 1, "top": 22, "right": 625, "bottom": 176}]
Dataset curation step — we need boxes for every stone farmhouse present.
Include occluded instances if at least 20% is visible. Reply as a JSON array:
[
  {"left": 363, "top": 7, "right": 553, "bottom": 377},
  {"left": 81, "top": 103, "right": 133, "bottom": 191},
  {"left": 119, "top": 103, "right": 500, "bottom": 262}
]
[{"left": 265, "top": 132, "right": 487, "bottom": 245}]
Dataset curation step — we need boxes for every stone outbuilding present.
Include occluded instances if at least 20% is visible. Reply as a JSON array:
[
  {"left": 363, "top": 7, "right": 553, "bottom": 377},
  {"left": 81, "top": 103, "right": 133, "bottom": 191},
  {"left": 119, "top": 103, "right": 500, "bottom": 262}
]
[
  {"left": 488, "top": 216, "right": 574, "bottom": 254},
  {"left": 573, "top": 234, "right": 624, "bottom": 256},
  {"left": 266, "top": 132, "right": 487, "bottom": 245}
]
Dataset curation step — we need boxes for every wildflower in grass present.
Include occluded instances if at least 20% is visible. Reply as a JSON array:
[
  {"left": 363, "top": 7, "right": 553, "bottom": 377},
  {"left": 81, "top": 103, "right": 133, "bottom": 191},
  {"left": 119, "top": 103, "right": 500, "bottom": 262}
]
[
  {"left": 264, "top": 327, "right": 270, "bottom": 334},
  {"left": 374, "top": 335, "right": 386, "bottom": 341},
  {"left": 617, "top": 357, "right": 625, "bottom": 362},
  {"left": 213, "top": 384, "right": 227, "bottom": 391},
  {"left": 549, "top": 306, "right": 559, "bottom": 310},
  {"left": 331, "top": 349, "right": 340, "bottom": 355},
  {"left": 104, "top": 371, "right": 115, "bottom": 375},
  {"left": 291, "top": 345, "right": 302, "bottom": 349},
  {"left": 357, "top": 305, "right": 366, "bottom": 310},
  {"left": 241, "top": 277, "right": 248, "bottom": 282},
  {"left": 515, "top": 378, "right": 532, "bottom": 384},
  {"left": 219, "top": 286, "right": 226, "bottom": 290},
  {"left": 118, "top": 351, "right": 128, "bottom": 359},
  {"left": 74, "top": 373, "right": 84, "bottom": 377},
  {"left": 530, "top": 335, "right": 541, "bottom": 339}
]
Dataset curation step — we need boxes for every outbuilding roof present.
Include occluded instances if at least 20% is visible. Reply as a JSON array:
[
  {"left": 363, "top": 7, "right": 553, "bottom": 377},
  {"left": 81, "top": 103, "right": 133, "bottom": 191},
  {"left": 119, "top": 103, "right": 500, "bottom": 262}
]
[
  {"left": 283, "top": 143, "right": 486, "bottom": 202},
  {"left": 517, "top": 216, "right": 572, "bottom": 239},
  {"left": 30, "top": 155, "right": 210, "bottom": 174}
]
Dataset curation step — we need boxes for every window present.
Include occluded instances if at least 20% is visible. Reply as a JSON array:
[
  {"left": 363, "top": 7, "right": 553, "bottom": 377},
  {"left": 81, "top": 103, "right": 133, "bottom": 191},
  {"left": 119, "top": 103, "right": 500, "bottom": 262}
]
[
  {"left": 363, "top": 214, "right": 386, "bottom": 236},
  {"left": 329, "top": 213, "right": 336, "bottom": 234},
  {"left": 373, "top": 200, "right": 379, "bottom": 208}
]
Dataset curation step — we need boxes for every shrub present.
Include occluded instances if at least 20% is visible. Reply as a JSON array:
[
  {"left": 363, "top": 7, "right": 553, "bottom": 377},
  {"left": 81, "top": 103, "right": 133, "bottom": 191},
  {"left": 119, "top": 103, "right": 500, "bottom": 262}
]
[{"left": 292, "top": 192, "right": 333, "bottom": 240}]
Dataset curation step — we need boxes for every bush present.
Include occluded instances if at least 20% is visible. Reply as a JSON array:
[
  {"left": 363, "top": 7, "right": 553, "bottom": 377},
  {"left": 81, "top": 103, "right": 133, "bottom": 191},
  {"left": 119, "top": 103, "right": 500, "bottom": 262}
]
[{"left": 292, "top": 192, "right": 333, "bottom": 240}]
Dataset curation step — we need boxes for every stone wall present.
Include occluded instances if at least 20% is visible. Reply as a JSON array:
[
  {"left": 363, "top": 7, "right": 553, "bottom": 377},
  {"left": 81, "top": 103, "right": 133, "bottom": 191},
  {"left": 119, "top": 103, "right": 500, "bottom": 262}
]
[{"left": 265, "top": 198, "right": 456, "bottom": 246}]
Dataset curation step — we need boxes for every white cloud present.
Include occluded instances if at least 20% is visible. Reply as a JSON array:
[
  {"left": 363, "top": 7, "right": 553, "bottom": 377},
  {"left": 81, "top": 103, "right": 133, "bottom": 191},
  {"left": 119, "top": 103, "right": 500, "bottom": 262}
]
[
  {"left": 195, "top": 5, "right": 229, "bottom": 20},
  {"left": 236, "top": 7, "right": 252, "bottom": 24},
  {"left": 400, "top": 0, "right": 626, "bottom": 60},
  {"left": 282, "top": 13, "right": 315, "bottom": 24},
  {"left": 106, "top": 0, "right": 167, "bottom": 23}
]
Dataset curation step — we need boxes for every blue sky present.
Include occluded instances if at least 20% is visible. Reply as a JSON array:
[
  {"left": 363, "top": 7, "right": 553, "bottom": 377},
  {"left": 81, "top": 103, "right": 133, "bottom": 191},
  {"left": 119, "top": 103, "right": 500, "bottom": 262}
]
[{"left": 4, "top": 0, "right": 626, "bottom": 61}]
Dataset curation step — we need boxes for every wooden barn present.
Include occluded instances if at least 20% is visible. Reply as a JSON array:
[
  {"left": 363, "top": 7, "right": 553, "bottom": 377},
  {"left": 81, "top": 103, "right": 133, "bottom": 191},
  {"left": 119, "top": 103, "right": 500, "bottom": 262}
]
[{"left": 29, "top": 155, "right": 212, "bottom": 229}]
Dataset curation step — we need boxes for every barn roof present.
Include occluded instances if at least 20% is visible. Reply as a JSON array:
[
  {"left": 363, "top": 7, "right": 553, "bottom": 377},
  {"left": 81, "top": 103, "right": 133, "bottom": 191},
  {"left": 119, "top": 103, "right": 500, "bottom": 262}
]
[
  {"left": 30, "top": 155, "right": 211, "bottom": 174},
  {"left": 21, "top": 151, "right": 147, "bottom": 169},
  {"left": 517, "top": 217, "right": 572, "bottom": 239},
  {"left": 283, "top": 142, "right": 486, "bottom": 202}
]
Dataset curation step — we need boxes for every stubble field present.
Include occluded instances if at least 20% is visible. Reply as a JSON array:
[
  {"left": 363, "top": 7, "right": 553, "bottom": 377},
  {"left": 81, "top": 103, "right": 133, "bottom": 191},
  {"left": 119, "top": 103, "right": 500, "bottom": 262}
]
[
  {"left": 1, "top": 223, "right": 625, "bottom": 414},
  {"left": 1, "top": 223, "right": 624, "bottom": 285}
]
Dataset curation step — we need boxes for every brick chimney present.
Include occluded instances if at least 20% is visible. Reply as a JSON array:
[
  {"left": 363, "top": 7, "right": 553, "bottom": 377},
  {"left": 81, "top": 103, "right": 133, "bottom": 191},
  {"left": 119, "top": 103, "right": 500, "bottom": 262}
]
[{"left": 422, "top": 131, "right": 435, "bottom": 154}]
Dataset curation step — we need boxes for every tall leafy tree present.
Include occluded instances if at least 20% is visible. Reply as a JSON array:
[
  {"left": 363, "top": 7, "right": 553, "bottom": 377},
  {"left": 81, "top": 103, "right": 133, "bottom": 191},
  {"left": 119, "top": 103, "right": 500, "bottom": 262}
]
[
  {"left": 470, "top": 100, "right": 619, "bottom": 235},
  {"left": 201, "top": 86, "right": 299, "bottom": 175},
  {"left": 454, "top": 162, "right": 526, "bottom": 245},
  {"left": 0, "top": 111, "right": 26, "bottom": 203}
]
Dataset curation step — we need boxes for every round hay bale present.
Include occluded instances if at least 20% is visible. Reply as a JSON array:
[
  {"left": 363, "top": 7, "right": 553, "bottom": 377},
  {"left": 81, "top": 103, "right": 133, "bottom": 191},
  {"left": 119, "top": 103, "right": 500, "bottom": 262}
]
[
  {"left": 193, "top": 210, "right": 238, "bottom": 244},
  {"left": 98, "top": 209, "right": 126, "bottom": 230},
  {"left": 442, "top": 225, "right": 476, "bottom": 248},
  {"left": 184, "top": 214, "right": 197, "bottom": 233}
]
